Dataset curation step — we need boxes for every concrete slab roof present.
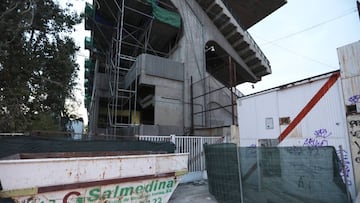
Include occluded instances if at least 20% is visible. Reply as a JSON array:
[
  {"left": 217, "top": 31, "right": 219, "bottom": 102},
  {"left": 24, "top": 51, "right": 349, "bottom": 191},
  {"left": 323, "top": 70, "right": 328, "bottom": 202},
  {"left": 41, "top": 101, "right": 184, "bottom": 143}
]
[{"left": 224, "top": 0, "right": 287, "bottom": 29}]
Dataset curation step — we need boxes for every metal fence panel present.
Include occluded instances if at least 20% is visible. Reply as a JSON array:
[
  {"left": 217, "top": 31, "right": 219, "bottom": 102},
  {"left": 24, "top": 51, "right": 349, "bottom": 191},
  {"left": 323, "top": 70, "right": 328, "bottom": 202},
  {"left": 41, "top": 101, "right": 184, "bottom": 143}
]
[{"left": 139, "top": 135, "right": 223, "bottom": 172}]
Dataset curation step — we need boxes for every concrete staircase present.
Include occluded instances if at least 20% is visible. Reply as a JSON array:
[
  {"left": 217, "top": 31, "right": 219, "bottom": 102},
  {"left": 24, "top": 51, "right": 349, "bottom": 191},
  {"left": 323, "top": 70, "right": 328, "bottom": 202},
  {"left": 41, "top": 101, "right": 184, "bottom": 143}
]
[{"left": 196, "top": 0, "right": 271, "bottom": 78}]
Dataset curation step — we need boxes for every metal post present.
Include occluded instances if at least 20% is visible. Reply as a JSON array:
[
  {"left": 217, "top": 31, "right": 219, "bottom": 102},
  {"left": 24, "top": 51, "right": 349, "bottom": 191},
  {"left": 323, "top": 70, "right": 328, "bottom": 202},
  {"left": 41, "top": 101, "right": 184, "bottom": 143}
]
[
  {"left": 228, "top": 56, "right": 235, "bottom": 125},
  {"left": 132, "top": 56, "right": 138, "bottom": 135},
  {"left": 236, "top": 146, "right": 244, "bottom": 203},
  {"left": 200, "top": 137, "right": 204, "bottom": 171},
  {"left": 113, "top": 0, "right": 125, "bottom": 135},
  {"left": 170, "top": 134, "right": 176, "bottom": 145},
  {"left": 256, "top": 144, "right": 263, "bottom": 192},
  {"left": 190, "top": 76, "right": 194, "bottom": 135},
  {"left": 233, "top": 61, "right": 237, "bottom": 125}
]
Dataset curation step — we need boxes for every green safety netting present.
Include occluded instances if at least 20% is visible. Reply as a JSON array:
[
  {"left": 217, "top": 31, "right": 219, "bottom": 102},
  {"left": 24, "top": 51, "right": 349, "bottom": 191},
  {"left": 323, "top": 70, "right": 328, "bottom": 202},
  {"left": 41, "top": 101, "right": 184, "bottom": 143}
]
[
  {"left": 84, "top": 69, "right": 90, "bottom": 79},
  {"left": 84, "top": 86, "right": 89, "bottom": 95},
  {"left": 85, "top": 2, "right": 94, "bottom": 17},
  {"left": 84, "top": 58, "right": 95, "bottom": 80},
  {"left": 84, "top": 98, "right": 90, "bottom": 108},
  {"left": 84, "top": 79, "right": 91, "bottom": 107},
  {"left": 204, "top": 143, "right": 351, "bottom": 203},
  {"left": 85, "top": 93, "right": 90, "bottom": 98},
  {"left": 0, "top": 136, "right": 176, "bottom": 158},
  {"left": 84, "top": 3, "right": 93, "bottom": 30},
  {"left": 85, "top": 58, "right": 95, "bottom": 69},
  {"left": 84, "top": 82, "right": 89, "bottom": 92},
  {"left": 85, "top": 94, "right": 90, "bottom": 102},
  {"left": 84, "top": 79, "right": 91, "bottom": 96},
  {"left": 84, "top": 36, "right": 93, "bottom": 50},
  {"left": 147, "top": 0, "right": 181, "bottom": 28}
]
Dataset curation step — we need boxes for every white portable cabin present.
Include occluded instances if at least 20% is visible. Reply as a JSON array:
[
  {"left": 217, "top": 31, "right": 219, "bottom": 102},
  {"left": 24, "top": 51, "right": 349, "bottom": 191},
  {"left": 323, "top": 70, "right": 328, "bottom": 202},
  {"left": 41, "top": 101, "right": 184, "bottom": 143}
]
[{"left": 237, "top": 41, "right": 360, "bottom": 199}]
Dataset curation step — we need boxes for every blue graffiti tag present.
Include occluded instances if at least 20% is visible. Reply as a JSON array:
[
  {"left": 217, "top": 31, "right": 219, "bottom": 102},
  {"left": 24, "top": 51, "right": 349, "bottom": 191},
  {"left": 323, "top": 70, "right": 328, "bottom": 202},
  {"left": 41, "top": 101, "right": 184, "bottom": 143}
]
[
  {"left": 303, "top": 129, "right": 331, "bottom": 147},
  {"left": 314, "top": 128, "right": 332, "bottom": 138},
  {"left": 336, "top": 149, "right": 352, "bottom": 186},
  {"left": 349, "top": 95, "right": 360, "bottom": 105},
  {"left": 303, "top": 138, "right": 328, "bottom": 147}
]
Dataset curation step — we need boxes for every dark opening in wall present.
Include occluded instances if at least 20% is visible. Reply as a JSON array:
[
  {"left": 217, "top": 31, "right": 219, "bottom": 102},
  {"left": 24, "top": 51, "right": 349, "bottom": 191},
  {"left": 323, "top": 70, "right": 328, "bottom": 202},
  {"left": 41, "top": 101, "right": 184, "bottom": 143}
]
[
  {"left": 98, "top": 97, "right": 108, "bottom": 128},
  {"left": 346, "top": 105, "right": 357, "bottom": 114},
  {"left": 138, "top": 85, "right": 155, "bottom": 125}
]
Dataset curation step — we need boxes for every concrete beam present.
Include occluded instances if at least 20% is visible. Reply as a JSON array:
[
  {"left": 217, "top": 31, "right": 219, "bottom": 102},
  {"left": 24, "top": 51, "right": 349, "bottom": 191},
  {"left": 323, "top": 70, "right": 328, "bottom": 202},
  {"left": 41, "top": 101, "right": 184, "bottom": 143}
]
[
  {"left": 212, "top": 12, "right": 225, "bottom": 22},
  {"left": 219, "top": 20, "right": 230, "bottom": 31},
  {"left": 225, "top": 29, "right": 238, "bottom": 39},
  {"left": 232, "top": 38, "right": 245, "bottom": 48},
  {"left": 205, "top": 1, "right": 217, "bottom": 13},
  {"left": 244, "top": 55, "right": 258, "bottom": 64}
]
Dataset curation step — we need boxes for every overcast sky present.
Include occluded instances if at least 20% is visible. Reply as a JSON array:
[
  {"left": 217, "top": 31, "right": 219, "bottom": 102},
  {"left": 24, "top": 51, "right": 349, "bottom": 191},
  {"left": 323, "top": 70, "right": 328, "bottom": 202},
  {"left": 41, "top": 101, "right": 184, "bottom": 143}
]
[{"left": 237, "top": 0, "right": 360, "bottom": 95}]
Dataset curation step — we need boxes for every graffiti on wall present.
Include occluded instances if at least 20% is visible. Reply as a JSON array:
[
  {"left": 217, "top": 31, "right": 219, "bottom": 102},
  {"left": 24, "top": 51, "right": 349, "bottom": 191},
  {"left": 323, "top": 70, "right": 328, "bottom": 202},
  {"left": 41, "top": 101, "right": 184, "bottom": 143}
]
[
  {"left": 349, "top": 95, "right": 360, "bottom": 105},
  {"left": 348, "top": 117, "right": 360, "bottom": 164},
  {"left": 336, "top": 148, "right": 352, "bottom": 186},
  {"left": 349, "top": 119, "right": 360, "bottom": 139},
  {"left": 302, "top": 129, "right": 352, "bottom": 186},
  {"left": 346, "top": 114, "right": 360, "bottom": 191},
  {"left": 354, "top": 141, "right": 360, "bottom": 163},
  {"left": 303, "top": 128, "right": 332, "bottom": 147}
]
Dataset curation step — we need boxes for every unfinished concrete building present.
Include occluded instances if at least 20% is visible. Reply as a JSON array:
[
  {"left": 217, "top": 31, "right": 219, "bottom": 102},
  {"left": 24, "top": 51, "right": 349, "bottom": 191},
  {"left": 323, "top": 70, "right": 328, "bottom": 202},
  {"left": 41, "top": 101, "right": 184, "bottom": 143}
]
[{"left": 84, "top": 0, "right": 286, "bottom": 137}]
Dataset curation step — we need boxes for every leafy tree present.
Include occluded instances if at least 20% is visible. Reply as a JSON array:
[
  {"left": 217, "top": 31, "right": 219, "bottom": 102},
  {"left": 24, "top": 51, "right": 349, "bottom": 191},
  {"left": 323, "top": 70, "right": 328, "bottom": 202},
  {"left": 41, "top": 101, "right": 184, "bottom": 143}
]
[{"left": 0, "top": 0, "right": 82, "bottom": 132}]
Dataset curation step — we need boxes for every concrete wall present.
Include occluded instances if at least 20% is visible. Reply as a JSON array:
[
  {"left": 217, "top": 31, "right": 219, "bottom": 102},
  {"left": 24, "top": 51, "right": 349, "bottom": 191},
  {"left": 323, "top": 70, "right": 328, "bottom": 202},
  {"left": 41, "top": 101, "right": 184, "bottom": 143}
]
[
  {"left": 170, "top": 0, "right": 245, "bottom": 130},
  {"left": 125, "top": 54, "right": 184, "bottom": 88},
  {"left": 88, "top": 60, "right": 100, "bottom": 137},
  {"left": 94, "top": 73, "right": 109, "bottom": 98},
  {"left": 134, "top": 54, "right": 185, "bottom": 127},
  {"left": 142, "top": 74, "right": 183, "bottom": 127},
  {"left": 138, "top": 124, "right": 184, "bottom": 136}
]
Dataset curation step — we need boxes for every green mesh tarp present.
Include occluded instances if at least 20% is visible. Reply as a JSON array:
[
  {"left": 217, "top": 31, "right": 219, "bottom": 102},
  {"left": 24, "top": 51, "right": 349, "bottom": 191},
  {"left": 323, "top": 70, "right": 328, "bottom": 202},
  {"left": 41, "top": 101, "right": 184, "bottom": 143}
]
[
  {"left": 147, "top": 0, "right": 181, "bottom": 28},
  {"left": 84, "top": 59, "right": 94, "bottom": 85},
  {"left": 85, "top": 69, "right": 90, "bottom": 79},
  {"left": 204, "top": 143, "right": 241, "bottom": 202},
  {"left": 84, "top": 58, "right": 95, "bottom": 70},
  {"left": 84, "top": 36, "right": 93, "bottom": 49},
  {"left": 85, "top": 2, "right": 94, "bottom": 17},
  {"left": 84, "top": 78, "right": 89, "bottom": 87},
  {"left": 0, "top": 136, "right": 175, "bottom": 158},
  {"left": 204, "top": 143, "right": 351, "bottom": 203}
]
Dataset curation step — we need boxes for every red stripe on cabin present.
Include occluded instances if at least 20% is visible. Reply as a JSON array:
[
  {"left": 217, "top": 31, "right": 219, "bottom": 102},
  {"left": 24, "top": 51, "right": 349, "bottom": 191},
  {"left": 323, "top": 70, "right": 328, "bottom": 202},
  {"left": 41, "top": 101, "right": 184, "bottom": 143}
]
[{"left": 278, "top": 72, "right": 340, "bottom": 143}]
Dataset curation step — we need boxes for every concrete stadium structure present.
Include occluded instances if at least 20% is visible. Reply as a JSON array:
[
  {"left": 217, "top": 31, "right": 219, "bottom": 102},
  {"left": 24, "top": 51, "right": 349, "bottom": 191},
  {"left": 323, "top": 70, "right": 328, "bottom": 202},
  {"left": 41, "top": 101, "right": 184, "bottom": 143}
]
[{"left": 84, "top": 0, "right": 286, "bottom": 138}]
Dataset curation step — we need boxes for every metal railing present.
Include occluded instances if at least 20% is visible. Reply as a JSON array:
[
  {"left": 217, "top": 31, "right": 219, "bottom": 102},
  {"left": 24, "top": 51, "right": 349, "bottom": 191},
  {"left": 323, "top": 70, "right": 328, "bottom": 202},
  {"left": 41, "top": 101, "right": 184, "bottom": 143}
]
[{"left": 138, "top": 135, "right": 224, "bottom": 172}]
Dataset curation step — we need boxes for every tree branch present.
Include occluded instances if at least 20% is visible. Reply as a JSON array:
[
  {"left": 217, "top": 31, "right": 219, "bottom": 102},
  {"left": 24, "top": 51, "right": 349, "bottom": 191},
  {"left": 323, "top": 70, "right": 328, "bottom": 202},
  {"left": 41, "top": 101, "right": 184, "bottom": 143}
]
[{"left": 0, "top": 2, "right": 19, "bottom": 20}]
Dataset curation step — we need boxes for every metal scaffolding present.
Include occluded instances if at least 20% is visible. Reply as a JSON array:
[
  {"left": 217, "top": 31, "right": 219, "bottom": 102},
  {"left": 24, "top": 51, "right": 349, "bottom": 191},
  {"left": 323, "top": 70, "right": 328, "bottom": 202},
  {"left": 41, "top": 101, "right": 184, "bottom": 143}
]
[
  {"left": 191, "top": 75, "right": 242, "bottom": 130},
  {"left": 86, "top": 0, "right": 182, "bottom": 136},
  {"left": 104, "top": 0, "right": 179, "bottom": 136},
  {"left": 107, "top": 0, "right": 137, "bottom": 136},
  {"left": 191, "top": 56, "right": 243, "bottom": 130}
]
